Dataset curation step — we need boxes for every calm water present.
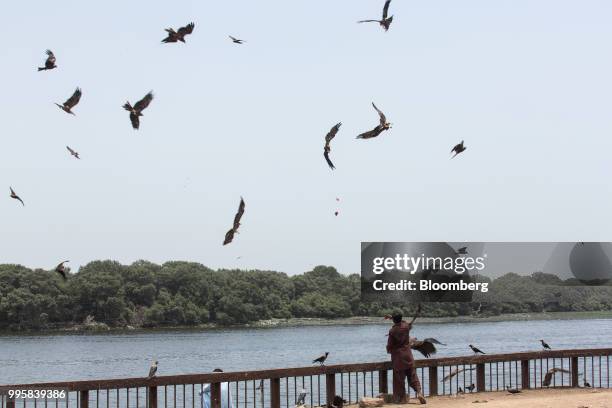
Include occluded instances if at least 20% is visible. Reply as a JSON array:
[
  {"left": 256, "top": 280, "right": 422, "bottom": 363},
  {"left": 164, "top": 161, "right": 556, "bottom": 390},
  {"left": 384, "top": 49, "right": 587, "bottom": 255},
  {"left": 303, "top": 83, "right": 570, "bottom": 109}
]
[{"left": 1, "top": 318, "right": 611, "bottom": 384}]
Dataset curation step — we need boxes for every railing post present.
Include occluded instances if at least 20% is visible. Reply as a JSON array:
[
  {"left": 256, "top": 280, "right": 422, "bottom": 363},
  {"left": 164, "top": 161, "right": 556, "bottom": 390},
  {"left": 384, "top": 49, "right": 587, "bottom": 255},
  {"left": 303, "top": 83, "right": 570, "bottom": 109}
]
[
  {"left": 325, "top": 373, "right": 336, "bottom": 407},
  {"left": 6, "top": 397, "right": 15, "bottom": 408},
  {"left": 271, "top": 378, "right": 281, "bottom": 408},
  {"left": 428, "top": 366, "right": 438, "bottom": 396},
  {"left": 148, "top": 386, "right": 158, "bottom": 408},
  {"left": 211, "top": 383, "right": 221, "bottom": 408},
  {"left": 571, "top": 357, "right": 579, "bottom": 387},
  {"left": 378, "top": 370, "right": 388, "bottom": 395},
  {"left": 476, "top": 363, "right": 486, "bottom": 392},
  {"left": 80, "top": 390, "right": 89, "bottom": 408},
  {"left": 521, "top": 360, "right": 530, "bottom": 389}
]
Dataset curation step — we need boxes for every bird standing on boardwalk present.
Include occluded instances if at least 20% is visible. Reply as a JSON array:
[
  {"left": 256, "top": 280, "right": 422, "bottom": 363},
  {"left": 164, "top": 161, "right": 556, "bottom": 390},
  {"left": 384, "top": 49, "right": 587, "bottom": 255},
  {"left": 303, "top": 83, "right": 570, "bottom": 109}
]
[
  {"left": 451, "top": 141, "right": 467, "bottom": 158},
  {"left": 123, "top": 91, "right": 154, "bottom": 130},
  {"left": 358, "top": 0, "right": 394, "bottom": 32},
  {"left": 312, "top": 352, "right": 329, "bottom": 366},
  {"left": 506, "top": 387, "right": 521, "bottom": 394},
  {"left": 469, "top": 344, "right": 485, "bottom": 354},
  {"left": 466, "top": 384, "right": 475, "bottom": 392},
  {"left": 540, "top": 339, "right": 551, "bottom": 350},
  {"left": 356, "top": 103, "right": 391, "bottom": 139},
  {"left": 323, "top": 122, "right": 341, "bottom": 170},
  {"left": 38, "top": 50, "right": 57, "bottom": 71},
  {"left": 9, "top": 187, "right": 24, "bottom": 206},
  {"left": 56, "top": 88, "right": 82, "bottom": 115},
  {"left": 229, "top": 36, "right": 246, "bottom": 44},
  {"left": 147, "top": 360, "right": 158, "bottom": 379},
  {"left": 55, "top": 261, "right": 69, "bottom": 280},
  {"left": 162, "top": 23, "right": 195, "bottom": 43},
  {"left": 66, "top": 146, "right": 80, "bottom": 159},
  {"left": 223, "top": 197, "right": 246, "bottom": 245},
  {"left": 543, "top": 367, "right": 570, "bottom": 386},
  {"left": 331, "top": 396, "right": 347, "bottom": 408}
]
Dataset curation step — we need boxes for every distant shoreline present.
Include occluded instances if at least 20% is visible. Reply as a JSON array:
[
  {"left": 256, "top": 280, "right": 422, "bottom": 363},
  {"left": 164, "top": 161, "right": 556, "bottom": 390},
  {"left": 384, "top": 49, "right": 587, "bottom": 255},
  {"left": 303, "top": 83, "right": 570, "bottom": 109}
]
[{"left": 1, "top": 311, "right": 611, "bottom": 335}]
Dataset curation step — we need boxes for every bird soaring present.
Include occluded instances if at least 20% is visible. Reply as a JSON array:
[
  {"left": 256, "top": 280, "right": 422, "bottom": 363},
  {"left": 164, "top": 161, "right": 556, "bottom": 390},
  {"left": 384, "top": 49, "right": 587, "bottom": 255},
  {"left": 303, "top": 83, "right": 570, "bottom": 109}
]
[
  {"left": 55, "top": 261, "right": 69, "bottom": 280},
  {"left": 358, "top": 0, "right": 394, "bottom": 31},
  {"left": 10, "top": 187, "right": 24, "bottom": 206},
  {"left": 323, "top": 122, "right": 341, "bottom": 169},
  {"left": 312, "top": 352, "right": 329, "bottom": 366},
  {"left": 162, "top": 23, "right": 195, "bottom": 43},
  {"left": 56, "top": 88, "right": 82, "bottom": 115},
  {"left": 147, "top": 360, "right": 158, "bottom": 379},
  {"left": 540, "top": 339, "right": 551, "bottom": 350},
  {"left": 123, "top": 91, "right": 154, "bottom": 130},
  {"left": 223, "top": 197, "right": 246, "bottom": 245},
  {"left": 451, "top": 140, "right": 467, "bottom": 158},
  {"left": 443, "top": 367, "right": 475, "bottom": 382},
  {"left": 356, "top": 103, "right": 391, "bottom": 139},
  {"left": 38, "top": 50, "right": 57, "bottom": 71},
  {"left": 469, "top": 344, "right": 485, "bottom": 354},
  {"left": 543, "top": 367, "right": 570, "bottom": 387},
  {"left": 66, "top": 146, "right": 80, "bottom": 159},
  {"left": 229, "top": 36, "right": 246, "bottom": 44}
]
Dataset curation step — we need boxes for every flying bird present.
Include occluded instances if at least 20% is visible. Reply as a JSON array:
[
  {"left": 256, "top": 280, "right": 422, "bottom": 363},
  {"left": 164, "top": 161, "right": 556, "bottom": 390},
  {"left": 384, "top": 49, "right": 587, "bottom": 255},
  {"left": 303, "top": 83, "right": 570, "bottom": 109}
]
[
  {"left": 312, "top": 352, "right": 329, "bottom": 366},
  {"left": 66, "top": 146, "right": 80, "bottom": 159},
  {"left": 469, "top": 344, "right": 485, "bottom": 354},
  {"left": 334, "top": 211, "right": 339, "bottom": 217},
  {"left": 451, "top": 140, "right": 467, "bottom": 158},
  {"left": 223, "top": 197, "right": 245, "bottom": 245},
  {"left": 323, "top": 122, "right": 341, "bottom": 169},
  {"left": 147, "top": 360, "right": 158, "bottom": 379},
  {"left": 229, "top": 36, "right": 246, "bottom": 44},
  {"left": 540, "top": 339, "right": 551, "bottom": 350},
  {"left": 55, "top": 87, "right": 82, "bottom": 115},
  {"left": 123, "top": 91, "right": 154, "bottom": 130},
  {"left": 10, "top": 187, "right": 24, "bottom": 206},
  {"left": 55, "top": 261, "right": 69, "bottom": 280},
  {"left": 358, "top": 0, "right": 394, "bottom": 31},
  {"left": 356, "top": 103, "right": 391, "bottom": 139},
  {"left": 410, "top": 337, "right": 444, "bottom": 358},
  {"left": 543, "top": 367, "right": 570, "bottom": 387},
  {"left": 162, "top": 22, "right": 195, "bottom": 43},
  {"left": 443, "top": 367, "right": 475, "bottom": 382},
  {"left": 38, "top": 50, "right": 57, "bottom": 71}
]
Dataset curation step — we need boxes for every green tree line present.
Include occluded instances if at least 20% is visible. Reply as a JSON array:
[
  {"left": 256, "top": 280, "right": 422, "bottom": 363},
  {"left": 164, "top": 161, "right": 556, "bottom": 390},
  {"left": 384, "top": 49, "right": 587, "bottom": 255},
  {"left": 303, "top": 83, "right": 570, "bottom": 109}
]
[{"left": 0, "top": 261, "right": 610, "bottom": 331}]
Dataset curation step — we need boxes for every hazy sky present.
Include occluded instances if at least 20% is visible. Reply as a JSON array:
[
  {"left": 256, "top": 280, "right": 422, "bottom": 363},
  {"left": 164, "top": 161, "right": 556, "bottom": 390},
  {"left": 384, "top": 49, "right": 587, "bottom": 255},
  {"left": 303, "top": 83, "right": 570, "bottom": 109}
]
[{"left": 2, "top": 0, "right": 612, "bottom": 275}]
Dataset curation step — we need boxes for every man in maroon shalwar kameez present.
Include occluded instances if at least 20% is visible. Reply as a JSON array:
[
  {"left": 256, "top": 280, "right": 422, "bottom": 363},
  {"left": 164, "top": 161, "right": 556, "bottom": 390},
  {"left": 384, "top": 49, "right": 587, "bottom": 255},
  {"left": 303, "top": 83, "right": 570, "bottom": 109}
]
[{"left": 386, "top": 307, "right": 427, "bottom": 404}]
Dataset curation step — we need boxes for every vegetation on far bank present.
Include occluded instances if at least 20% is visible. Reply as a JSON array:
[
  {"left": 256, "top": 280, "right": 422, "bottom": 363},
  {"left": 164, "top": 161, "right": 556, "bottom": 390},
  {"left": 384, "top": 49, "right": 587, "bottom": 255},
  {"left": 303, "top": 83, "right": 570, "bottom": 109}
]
[{"left": 0, "top": 261, "right": 611, "bottom": 331}]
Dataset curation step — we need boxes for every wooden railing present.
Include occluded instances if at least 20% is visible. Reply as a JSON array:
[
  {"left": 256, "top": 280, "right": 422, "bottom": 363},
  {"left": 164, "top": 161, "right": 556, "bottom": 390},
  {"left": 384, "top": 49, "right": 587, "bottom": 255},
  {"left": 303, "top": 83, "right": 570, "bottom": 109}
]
[{"left": 0, "top": 348, "right": 610, "bottom": 408}]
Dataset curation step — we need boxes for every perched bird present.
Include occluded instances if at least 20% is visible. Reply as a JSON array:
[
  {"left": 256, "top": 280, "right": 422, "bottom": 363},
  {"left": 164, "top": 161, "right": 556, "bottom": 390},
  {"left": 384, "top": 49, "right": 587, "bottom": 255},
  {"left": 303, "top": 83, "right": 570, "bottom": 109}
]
[
  {"left": 55, "top": 87, "right": 82, "bottom": 115},
  {"left": 296, "top": 388, "right": 307, "bottom": 406},
  {"left": 223, "top": 197, "right": 246, "bottom": 245},
  {"left": 331, "top": 396, "right": 347, "bottom": 408},
  {"left": 543, "top": 367, "right": 570, "bottom": 387},
  {"left": 506, "top": 387, "right": 521, "bottom": 394},
  {"left": 540, "top": 339, "right": 551, "bottom": 350},
  {"left": 55, "top": 261, "right": 69, "bottom": 280},
  {"left": 466, "top": 384, "right": 476, "bottom": 392},
  {"left": 356, "top": 103, "right": 391, "bottom": 139},
  {"left": 229, "top": 36, "right": 246, "bottom": 44},
  {"left": 451, "top": 140, "right": 467, "bottom": 158},
  {"left": 456, "top": 246, "right": 468, "bottom": 255},
  {"left": 469, "top": 344, "right": 485, "bottom": 354},
  {"left": 9, "top": 187, "right": 24, "bottom": 206},
  {"left": 312, "top": 352, "right": 329, "bottom": 365},
  {"left": 358, "top": 0, "right": 394, "bottom": 31},
  {"left": 583, "top": 380, "right": 591, "bottom": 388},
  {"left": 410, "top": 337, "right": 444, "bottom": 358},
  {"left": 147, "top": 360, "right": 158, "bottom": 379},
  {"left": 123, "top": 91, "right": 154, "bottom": 130},
  {"left": 443, "top": 367, "right": 475, "bottom": 382},
  {"left": 323, "top": 122, "right": 342, "bottom": 170},
  {"left": 66, "top": 146, "right": 80, "bottom": 159},
  {"left": 38, "top": 50, "right": 57, "bottom": 71},
  {"left": 162, "top": 23, "right": 195, "bottom": 43}
]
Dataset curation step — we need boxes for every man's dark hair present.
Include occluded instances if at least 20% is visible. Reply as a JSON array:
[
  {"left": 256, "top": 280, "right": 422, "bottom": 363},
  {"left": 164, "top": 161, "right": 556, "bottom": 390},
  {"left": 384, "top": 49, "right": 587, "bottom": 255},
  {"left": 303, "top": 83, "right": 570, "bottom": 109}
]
[{"left": 392, "top": 313, "right": 402, "bottom": 324}]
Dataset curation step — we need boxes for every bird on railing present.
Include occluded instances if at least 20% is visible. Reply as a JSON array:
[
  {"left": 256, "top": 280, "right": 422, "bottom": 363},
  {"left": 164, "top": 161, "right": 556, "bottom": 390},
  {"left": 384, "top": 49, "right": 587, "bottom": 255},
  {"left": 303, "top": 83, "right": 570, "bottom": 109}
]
[
  {"left": 506, "top": 386, "right": 521, "bottom": 394},
  {"left": 466, "top": 384, "right": 476, "bottom": 392},
  {"left": 469, "top": 344, "right": 486, "bottom": 354},
  {"left": 540, "top": 339, "right": 552, "bottom": 350},
  {"left": 147, "top": 360, "right": 158, "bottom": 380},
  {"left": 443, "top": 367, "right": 475, "bottom": 382},
  {"left": 542, "top": 367, "right": 570, "bottom": 387},
  {"left": 312, "top": 352, "right": 329, "bottom": 366}
]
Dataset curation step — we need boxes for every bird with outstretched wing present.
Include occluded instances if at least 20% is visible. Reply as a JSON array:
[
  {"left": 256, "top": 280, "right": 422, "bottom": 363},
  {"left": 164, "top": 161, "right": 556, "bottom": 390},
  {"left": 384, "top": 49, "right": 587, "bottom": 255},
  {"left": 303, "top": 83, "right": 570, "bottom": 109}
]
[
  {"left": 10, "top": 187, "right": 24, "bottom": 206},
  {"left": 451, "top": 140, "right": 467, "bottom": 158},
  {"left": 38, "top": 49, "right": 57, "bottom": 71},
  {"left": 543, "top": 367, "right": 570, "bottom": 386},
  {"left": 66, "top": 146, "right": 80, "bottom": 159},
  {"left": 229, "top": 36, "right": 246, "bottom": 44},
  {"left": 356, "top": 103, "right": 391, "bottom": 139},
  {"left": 162, "top": 23, "right": 195, "bottom": 43},
  {"left": 55, "top": 260, "right": 69, "bottom": 280},
  {"left": 323, "top": 122, "right": 341, "bottom": 170},
  {"left": 224, "top": 197, "right": 245, "bottom": 245},
  {"left": 56, "top": 88, "right": 82, "bottom": 115},
  {"left": 358, "top": 0, "right": 394, "bottom": 31},
  {"left": 123, "top": 91, "right": 154, "bottom": 130}
]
